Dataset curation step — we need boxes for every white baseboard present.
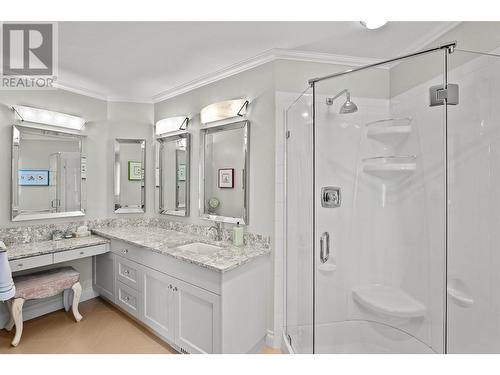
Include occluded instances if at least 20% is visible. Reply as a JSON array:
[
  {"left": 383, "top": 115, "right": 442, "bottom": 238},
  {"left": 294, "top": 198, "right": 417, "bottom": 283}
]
[{"left": 0, "top": 287, "right": 99, "bottom": 329}]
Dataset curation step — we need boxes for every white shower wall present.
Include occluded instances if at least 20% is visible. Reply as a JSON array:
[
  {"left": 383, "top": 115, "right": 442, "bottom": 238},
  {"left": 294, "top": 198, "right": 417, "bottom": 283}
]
[{"left": 314, "top": 91, "right": 444, "bottom": 353}]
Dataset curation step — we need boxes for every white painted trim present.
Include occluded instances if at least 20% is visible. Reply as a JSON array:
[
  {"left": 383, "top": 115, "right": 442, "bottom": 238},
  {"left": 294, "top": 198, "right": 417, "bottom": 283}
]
[
  {"left": 152, "top": 49, "right": 382, "bottom": 103},
  {"left": 0, "top": 286, "right": 99, "bottom": 329},
  {"left": 396, "top": 22, "right": 462, "bottom": 58},
  {"left": 54, "top": 48, "right": 380, "bottom": 104},
  {"left": 54, "top": 81, "right": 154, "bottom": 104},
  {"left": 52, "top": 22, "right": 462, "bottom": 105},
  {"left": 53, "top": 81, "right": 108, "bottom": 101}
]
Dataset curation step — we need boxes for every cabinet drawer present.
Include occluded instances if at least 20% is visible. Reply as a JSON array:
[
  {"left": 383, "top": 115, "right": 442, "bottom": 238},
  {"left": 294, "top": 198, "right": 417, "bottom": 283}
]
[
  {"left": 110, "top": 240, "right": 145, "bottom": 263},
  {"left": 115, "top": 280, "right": 141, "bottom": 319},
  {"left": 53, "top": 244, "right": 108, "bottom": 264},
  {"left": 116, "top": 255, "right": 142, "bottom": 290},
  {"left": 9, "top": 254, "right": 53, "bottom": 272}
]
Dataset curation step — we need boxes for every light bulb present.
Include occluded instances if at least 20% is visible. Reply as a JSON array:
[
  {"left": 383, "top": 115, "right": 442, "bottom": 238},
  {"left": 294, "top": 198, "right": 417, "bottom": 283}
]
[{"left": 360, "top": 21, "right": 388, "bottom": 30}]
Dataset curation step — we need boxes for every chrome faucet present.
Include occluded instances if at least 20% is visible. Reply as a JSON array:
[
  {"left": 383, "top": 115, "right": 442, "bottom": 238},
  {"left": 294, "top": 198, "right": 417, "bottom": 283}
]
[
  {"left": 51, "top": 230, "right": 64, "bottom": 241},
  {"left": 208, "top": 221, "right": 223, "bottom": 242}
]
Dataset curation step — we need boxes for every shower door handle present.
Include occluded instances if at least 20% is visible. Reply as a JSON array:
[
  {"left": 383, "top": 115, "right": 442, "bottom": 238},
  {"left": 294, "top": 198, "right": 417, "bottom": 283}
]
[{"left": 320, "top": 232, "right": 330, "bottom": 263}]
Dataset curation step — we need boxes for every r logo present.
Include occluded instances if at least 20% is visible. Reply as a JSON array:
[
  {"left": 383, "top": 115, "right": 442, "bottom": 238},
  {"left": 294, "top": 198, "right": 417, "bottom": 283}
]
[{"left": 2, "top": 23, "right": 53, "bottom": 76}]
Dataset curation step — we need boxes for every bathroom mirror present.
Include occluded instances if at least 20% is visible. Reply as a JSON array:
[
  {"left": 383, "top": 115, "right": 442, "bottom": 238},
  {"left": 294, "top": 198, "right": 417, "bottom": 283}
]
[
  {"left": 114, "top": 139, "right": 146, "bottom": 213},
  {"left": 199, "top": 120, "right": 249, "bottom": 224},
  {"left": 156, "top": 133, "right": 190, "bottom": 216},
  {"left": 11, "top": 125, "right": 86, "bottom": 221}
]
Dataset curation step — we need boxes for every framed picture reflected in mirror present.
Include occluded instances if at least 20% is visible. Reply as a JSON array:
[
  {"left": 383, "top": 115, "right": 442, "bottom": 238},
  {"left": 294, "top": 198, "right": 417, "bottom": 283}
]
[{"left": 218, "top": 168, "right": 234, "bottom": 189}]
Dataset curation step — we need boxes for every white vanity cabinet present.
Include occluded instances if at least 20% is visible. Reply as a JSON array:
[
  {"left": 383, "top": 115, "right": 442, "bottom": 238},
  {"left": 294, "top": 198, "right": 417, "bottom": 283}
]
[{"left": 95, "top": 238, "right": 268, "bottom": 354}]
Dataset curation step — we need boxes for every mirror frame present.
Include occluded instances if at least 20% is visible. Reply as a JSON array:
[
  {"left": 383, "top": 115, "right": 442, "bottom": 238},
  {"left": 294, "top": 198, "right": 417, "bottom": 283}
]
[
  {"left": 114, "top": 138, "right": 146, "bottom": 214},
  {"left": 156, "top": 132, "right": 190, "bottom": 217},
  {"left": 199, "top": 120, "right": 250, "bottom": 224},
  {"left": 11, "top": 124, "right": 87, "bottom": 222}
]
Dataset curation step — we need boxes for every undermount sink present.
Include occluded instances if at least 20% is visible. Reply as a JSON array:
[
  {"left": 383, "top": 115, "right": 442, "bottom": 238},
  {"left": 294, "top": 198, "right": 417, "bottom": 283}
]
[{"left": 175, "top": 242, "right": 222, "bottom": 255}]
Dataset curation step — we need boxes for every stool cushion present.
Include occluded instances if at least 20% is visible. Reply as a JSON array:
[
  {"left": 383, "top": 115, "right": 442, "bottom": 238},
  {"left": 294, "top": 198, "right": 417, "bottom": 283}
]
[{"left": 13, "top": 266, "right": 80, "bottom": 300}]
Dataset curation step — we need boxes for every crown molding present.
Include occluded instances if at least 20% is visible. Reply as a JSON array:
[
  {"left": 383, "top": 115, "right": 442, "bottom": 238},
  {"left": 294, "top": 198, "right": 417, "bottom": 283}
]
[
  {"left": 53, "top": 23, "right": 462, "bottom": 106},
  {"left": 396, "top": 22, "right": 462, "bottom": 57},
  {"left": 152, "top": 49, "right": 383, "bottom": 103},
  {"left": 53, "top": 81, "right": 108, "bottom": 101},
  {"left": 53, "top": 81, "right": 153, "bottom": 104}
]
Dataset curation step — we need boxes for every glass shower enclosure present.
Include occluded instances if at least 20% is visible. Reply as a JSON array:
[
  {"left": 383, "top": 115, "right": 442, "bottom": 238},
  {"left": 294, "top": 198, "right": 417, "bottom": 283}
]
[{"left": 285, "top": 42, "right": 500, "bottom": 353}]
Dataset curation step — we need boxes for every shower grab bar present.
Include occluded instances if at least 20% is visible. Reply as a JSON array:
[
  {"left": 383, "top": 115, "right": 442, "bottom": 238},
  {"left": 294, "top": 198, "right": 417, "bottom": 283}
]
[{"left": 320, "top": 232, "right": 330, "bottom": 264}]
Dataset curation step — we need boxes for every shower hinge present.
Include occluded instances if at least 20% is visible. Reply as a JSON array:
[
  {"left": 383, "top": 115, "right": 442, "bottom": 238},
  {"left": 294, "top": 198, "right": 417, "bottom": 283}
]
[
  {"left": 429, "top": 83, "right": 459, "bottom": 106},
  {"left": 286, "top": 130, "right": 291, "bottom": 139},
  {"left": 287, "top": 334, "right": 292, "bottom": 345}
]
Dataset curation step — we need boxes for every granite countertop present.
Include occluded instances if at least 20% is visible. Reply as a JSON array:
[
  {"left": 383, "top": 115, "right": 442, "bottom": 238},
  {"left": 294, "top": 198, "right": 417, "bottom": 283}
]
[
  {"left": 6, "top": 235, "right": 110, "bottom": 261},
  {"left": 92, "top": 226, "right": 270, "bottom": 273}
]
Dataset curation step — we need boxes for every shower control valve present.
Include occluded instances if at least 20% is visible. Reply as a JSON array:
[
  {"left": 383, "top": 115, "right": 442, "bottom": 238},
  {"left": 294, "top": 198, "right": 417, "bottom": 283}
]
[{"left": 321, "top": 186, "right": 341, "bottom": 208}]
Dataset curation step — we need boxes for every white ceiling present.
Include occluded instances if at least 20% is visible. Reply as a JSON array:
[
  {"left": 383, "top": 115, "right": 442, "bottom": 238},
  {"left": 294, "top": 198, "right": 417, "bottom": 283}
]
[{"left": 56, "top": 21, "right": 459, "bottom": 102}]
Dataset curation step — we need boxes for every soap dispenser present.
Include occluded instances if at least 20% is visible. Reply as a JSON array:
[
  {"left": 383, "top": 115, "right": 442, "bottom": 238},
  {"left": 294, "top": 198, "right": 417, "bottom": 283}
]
[{"left": 232, "top": 222, "right": 244, "bottom": 247}]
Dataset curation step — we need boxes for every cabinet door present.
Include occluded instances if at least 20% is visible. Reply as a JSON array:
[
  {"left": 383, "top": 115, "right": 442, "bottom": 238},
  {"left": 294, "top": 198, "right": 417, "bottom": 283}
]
[
  {"left": 142, "top": 266, "right": 176, "bottom": 343},
  {"left": 174, "top": 279, "right": 221, "bottom": 354},
  {"left": 93, "top": 252, "right": 115, "bottom": 302}
]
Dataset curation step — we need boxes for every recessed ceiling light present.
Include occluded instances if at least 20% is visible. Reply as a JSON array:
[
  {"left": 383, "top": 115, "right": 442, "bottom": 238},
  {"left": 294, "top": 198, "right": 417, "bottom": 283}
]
[{"left": 360, "top": 21, "right": 388, "bottom": 30}]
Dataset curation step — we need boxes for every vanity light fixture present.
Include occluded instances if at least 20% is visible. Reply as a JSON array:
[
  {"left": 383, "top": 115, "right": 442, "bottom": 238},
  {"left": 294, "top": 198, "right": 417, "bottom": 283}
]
[
  {"left": 155, "top": 116, "right": 189, "bottom": 136},
  {"left": 200, "top": 98, "right": 249, "bottom": 124},
  {"left": 360, "top": 21, "right": 388, "bottom": 30},
  {"left": 12, "top": 105, "right": 86, "bottom": 131}
]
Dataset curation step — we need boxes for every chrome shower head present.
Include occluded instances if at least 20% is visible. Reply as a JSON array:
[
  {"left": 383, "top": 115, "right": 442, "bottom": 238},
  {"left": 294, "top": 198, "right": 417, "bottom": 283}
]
[
  {"left": 326, "top": 89, "right": 358, "bottom": 114},
  {"left": 340, "top": 96, "right": 358, "bottom": 114}
]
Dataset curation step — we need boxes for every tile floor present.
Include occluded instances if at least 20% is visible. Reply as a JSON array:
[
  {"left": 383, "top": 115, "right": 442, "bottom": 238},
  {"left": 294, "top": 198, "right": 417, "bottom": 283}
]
[{"left": 0, "top": 297, "right": 280, "bottom": 354}]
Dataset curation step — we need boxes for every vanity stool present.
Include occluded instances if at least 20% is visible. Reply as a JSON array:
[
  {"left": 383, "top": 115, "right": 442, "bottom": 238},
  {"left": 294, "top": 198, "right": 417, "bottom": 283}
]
[{"left": 5, "top": 266, "right": 83, "bottom": 347}]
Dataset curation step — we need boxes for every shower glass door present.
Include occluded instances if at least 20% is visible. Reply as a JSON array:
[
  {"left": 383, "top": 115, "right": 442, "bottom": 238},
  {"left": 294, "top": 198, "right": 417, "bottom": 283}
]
[
  {"left": 312, "top": 49, "right": 448, "bottom": 353},
  {"left": 285, "top": 88, "right": 314, "bottom": 353},
  {"left": 446, "top": 49, "right": 500, "bottom": 353}
]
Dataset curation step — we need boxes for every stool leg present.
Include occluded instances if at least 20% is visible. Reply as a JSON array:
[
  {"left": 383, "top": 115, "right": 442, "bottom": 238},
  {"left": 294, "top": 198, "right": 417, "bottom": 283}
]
[
  {"left": 5, "top": 300, "right": 14, "bottom": 331},
  {"left": 11, "top": 298, "right": 25, "bottom": 347},
  {"left": 71, "top": 282, "right": 82, "bottom": 322},
  {"left": 63, "top": 289, "right": 72, "bottom": 312}
]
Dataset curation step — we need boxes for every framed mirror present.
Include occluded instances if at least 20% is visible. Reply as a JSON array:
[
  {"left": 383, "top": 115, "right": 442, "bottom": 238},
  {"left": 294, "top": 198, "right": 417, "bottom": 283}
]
[
  {"left": 199, "top": 120, "right": 249, "bottom": 224},
  {"left": 156, "top": 133, "right": 190, "bottom": 216},
  {"left": 11, "top": 125, "right": 86, "bottom": 221},
  {"left": 114, "top": 139, "right": 146, "bottom": 214}
]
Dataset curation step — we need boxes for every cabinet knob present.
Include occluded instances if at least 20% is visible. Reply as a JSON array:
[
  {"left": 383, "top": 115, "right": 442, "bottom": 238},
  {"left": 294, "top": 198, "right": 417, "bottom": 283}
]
[
  {"left": 124, "top": 270, "right": 130, "bottom": 275},
  {"left": 168, "top": 284, "right": 172, "bottom": 289},
  {"left": 124, "top": 296, "right": 130, "bottom": 302},
  {"left": 17, "top": 263, "right": 23, "bottom": 268},
  {"left": 173, "top": 286, "right": 178, "bottom": 292},
  {"left": 122, "top": 249, "right": 129, "bottom": 254},
  {"left": 80, "top": 251, "right": 85, "bottom": 255}
]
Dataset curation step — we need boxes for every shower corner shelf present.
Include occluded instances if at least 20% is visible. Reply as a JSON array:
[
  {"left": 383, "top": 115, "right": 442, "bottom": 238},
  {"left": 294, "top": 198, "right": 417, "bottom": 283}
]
[
  {"left": 362, "top": 156, "right": 416, "bottom": 178},
  {"left": 366, "top": 117, "right": 412, "bottom": 144},
  {"left": 352, "top": 285, "right": 426, "bottom": 319}
]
